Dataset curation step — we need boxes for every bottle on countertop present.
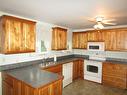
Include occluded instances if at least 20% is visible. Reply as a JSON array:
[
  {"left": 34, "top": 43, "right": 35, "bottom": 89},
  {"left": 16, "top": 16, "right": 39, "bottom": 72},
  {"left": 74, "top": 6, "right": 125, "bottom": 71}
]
[{"left": 54, "top": 55, "right": 57, "bottom": 62}]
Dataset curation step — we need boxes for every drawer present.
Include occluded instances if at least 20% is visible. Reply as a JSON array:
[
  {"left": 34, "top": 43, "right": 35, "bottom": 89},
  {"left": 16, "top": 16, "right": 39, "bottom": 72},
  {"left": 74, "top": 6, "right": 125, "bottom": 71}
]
[
  {"left": 103, "top": 75, "right": 127, "bottom": 89},
  {"left": 44, "top": 65, "right": 62, "bottom": 74}
]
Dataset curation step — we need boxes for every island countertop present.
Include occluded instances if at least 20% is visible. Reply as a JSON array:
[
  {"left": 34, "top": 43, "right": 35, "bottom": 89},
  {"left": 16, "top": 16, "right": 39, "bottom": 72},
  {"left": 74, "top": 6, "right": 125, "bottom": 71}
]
[{"left": 3, "top": 64, "right": 63, "bottom": 88}]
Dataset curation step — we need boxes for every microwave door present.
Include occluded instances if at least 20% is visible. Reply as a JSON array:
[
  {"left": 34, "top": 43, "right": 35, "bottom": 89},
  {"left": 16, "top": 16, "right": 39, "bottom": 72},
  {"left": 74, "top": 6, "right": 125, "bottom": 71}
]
[{"left": 89, "top": 46, "right": 100, "bottom": 49}]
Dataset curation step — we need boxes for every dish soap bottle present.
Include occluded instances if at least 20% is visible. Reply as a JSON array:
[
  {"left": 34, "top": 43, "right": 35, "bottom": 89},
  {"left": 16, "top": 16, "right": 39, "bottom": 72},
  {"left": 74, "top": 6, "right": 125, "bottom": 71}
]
[{"left": 54, "top": 55, "right": 57, "bottom": 62}]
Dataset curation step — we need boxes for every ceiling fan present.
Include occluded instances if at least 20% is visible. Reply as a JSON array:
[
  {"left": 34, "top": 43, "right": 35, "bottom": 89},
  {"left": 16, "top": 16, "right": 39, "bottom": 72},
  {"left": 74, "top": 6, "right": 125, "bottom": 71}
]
[{"left": 88, "top": 16, "right": 117, "bottom": 29}]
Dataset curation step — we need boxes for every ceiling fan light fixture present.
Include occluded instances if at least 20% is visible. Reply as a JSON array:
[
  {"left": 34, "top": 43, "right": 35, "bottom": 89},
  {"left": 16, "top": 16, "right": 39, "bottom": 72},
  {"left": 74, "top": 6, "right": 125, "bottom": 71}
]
[{"left": 94, "top": 23, "right": 104, "bottom": 29}]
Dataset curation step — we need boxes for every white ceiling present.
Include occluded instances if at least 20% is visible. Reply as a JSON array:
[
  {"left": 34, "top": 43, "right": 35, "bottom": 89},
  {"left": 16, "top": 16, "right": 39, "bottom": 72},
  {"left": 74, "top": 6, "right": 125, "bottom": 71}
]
[{"left": 0, "top": 0, "right": 127, "bottom": 29}]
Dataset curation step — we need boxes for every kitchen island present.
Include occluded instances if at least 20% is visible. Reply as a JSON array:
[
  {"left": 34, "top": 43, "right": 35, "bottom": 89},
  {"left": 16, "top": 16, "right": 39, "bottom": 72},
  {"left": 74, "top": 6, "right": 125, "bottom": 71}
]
[{"left": 2, "top": 64, "right": 63, "bottom": 95}]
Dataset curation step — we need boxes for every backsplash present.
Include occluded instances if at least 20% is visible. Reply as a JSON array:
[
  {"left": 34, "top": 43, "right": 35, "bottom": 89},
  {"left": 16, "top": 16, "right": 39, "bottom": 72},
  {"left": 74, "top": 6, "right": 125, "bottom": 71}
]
[
  {"left": 0, "top": 50, "right": 73, "bottom": 65},
  {"left": 73, "top": 49, "right": 127, "bottom": 59}
]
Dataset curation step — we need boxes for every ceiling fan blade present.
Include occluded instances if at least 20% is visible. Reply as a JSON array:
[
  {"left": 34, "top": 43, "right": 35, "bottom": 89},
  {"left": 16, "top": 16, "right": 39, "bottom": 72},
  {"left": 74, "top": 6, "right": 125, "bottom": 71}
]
[
  {"left": 103, "top": 19, "right": 116, "bottom": 22},
  {"left": 80, "top": 16, "right": 96, "bottom": 23},
  {"left": 88, "top": 18, "right": 96, "bottom": 22},
  {"left": 103, "top": 22, "right": 117, "bottom": 25}
]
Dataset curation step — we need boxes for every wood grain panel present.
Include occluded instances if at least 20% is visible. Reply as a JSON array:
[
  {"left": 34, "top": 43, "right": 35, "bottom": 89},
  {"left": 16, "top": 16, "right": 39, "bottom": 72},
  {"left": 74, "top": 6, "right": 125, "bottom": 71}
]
[
  {"left": 0, "top": 15, "right": 36, "bottom": 54},
  {"left": 87, "top": 30, "right": 104, "bottom": 42},
  {"left": 116, "top": 28, "right": 127, "bottom": 51},
  {"left": 72, "top": 32, "right": 87, "bottom": 49},
  {"left": 102, "top": 62, "right": 127, "bottom": 89},
  {"left": 73, "top": 59, "right": 84, "bottom": 80},
  {"left": 103, "top": 75, "right": 127, "bottom": 89},
  {"left": 72, "top": 28, "right": 127, "bottom": 51},
  {"left": 51, "top": 27, "right": 67, "bottom": 50},
  {"left": 44, "top": 65, "right": 62, "bottom": 75}
]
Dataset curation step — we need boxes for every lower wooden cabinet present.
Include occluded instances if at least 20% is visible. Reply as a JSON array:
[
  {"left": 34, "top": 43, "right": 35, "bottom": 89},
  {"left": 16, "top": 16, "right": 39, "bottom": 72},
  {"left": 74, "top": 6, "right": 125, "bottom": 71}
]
[
  {"left": 2, "top": 73, "right": 22, "bottom": 95},
  {"left": 73, "top": 59, "right": 84, "bottom": 80},
  {"left": 2, "top": 73, "right": 63, "bottom": 95},
  {"left": 2, "top": 81, "right": 13, "bottom": 95},
  {"left": 102, "top": 62, "right": 127, "bottom": 89},
  {"left": 38, "top": 79, "right": 62, "bottom": 95},
  {"left": 50, "top": 79, "right": 62, "bottom": 95}
]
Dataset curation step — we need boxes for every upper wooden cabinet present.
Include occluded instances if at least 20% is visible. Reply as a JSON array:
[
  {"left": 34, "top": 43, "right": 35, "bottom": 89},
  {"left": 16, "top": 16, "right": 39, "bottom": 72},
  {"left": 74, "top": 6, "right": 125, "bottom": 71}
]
[
  {"left": 51, "top": 27, "right": 67, "bottom": 50},
  {"left": 103, "top": 28, "right": 127, "bottom": 51},
  {"left": 72, "top": 32, "right": 87, "bottom": 49},
  {"left": 0, "top": 15, "right": 36, "bottom": 54},
  {"left": 116, "top": 28, "right": 127, "bottom": 51},
  {"left": 87, "top": 30, "right": 104, "bottom": 42},
  {"left": 103, "top": 29, "right": 117, "bottom": 51},
  {"left": 72, "top": 28, "right": 127, "bottom": 51}
]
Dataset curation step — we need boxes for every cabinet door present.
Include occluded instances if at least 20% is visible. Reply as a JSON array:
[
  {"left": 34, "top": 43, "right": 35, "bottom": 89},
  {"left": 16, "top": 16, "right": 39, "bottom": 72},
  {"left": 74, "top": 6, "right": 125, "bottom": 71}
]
[
  {"left": 78, "top": 60, "right": 84, "bottom": 79},
  {"left": 59, "top": 30, "right": 67, "bottom": 50},
  {"left": 79, "top": 33, "right": 87, "bottom": 49},
  {"left": 50, "top": 80, "right": 62, "bottom": 95},
  {"left": 103, "top": 62, "right": 127, "bottom": 89},
  {"left": 22, "top": 22, "right": 35, "bottom": 52},
  {"left": 103, "top": 30, "right": 117, "bottom": 51},
  {"left": 87, "top": 30, "right": 104, "bottom": 42},
  {"left": 73, "top": 60, "right": 79, "bottom": 80},
  {"left": 2, "top": 81, "right": 13, "bottom": 95},
  {"left": 72, "top": 33, "right": 79, "bottom": 49},
  {"left": 13, "top": 78, "right": 22, "bottom": 95},
  {"left": 4, "top": 19, "right": 22, "bottom": 53},
  {"left": 39, "top": 85, "right": 51, "bottom": 95},
  {"left": 116, "top": 29, "right": 127, "bottom": 51},
  {"left": 51, "top": 27, "right": 67, "bottom": 50},
  {"left": 72, "top": 32, "right": 87, "bottom": 49}
]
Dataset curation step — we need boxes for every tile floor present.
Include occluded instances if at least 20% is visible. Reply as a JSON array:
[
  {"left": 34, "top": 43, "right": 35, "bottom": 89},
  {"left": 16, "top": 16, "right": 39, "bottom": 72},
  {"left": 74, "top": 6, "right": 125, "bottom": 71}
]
[{"left": 63, "top": 79, "right": 127, "bottom": 95}]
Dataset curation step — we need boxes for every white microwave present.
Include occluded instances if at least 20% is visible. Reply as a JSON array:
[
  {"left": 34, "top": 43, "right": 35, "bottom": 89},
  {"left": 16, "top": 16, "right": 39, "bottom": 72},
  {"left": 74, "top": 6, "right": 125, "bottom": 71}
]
[{"left": 87, "top": 42, "right": 105, "bottom": 51}]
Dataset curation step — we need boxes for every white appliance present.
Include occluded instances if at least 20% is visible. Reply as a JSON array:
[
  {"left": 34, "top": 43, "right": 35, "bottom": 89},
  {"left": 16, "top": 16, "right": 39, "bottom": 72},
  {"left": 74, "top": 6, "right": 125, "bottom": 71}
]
[
  {"left": 63, "top": 62, "right": 73, "bottom": 87},
  {"left": 84, "top": 60, "right": 102, "bottom": 83},
  {"left": 87, "top": 42, "right": 105, "bottom": 51}
]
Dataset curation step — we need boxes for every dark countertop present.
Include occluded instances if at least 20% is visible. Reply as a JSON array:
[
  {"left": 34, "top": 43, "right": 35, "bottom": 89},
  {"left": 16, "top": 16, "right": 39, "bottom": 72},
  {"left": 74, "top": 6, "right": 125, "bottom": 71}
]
[
  {"left": 3, "top": 55, "right": 88, "bottom": 89},
  {"left": 4, "top": 64, "right": 63, "bottom": 88},
  {"left": 1, "top": 54, "right": 127, "bottom": 89},
  {"left": 1, "top": 54, "right": 127, "bottom": 71}
]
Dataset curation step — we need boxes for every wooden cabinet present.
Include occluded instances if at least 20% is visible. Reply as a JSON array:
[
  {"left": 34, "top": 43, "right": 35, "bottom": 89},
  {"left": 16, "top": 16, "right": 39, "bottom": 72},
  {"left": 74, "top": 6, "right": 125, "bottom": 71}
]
[
  {"left": 2, "top": 73, "right": 22, "bottom": 95},
  {"left": 78, "top": 60, "right": 84, "bottom": 78},
  {"left": 103, "top": 29, "right": 117, "bottom": 51},
  {"left": 72, "top": 32, "right": 87, "bottom": 49},
  {"left": 73, "top": 59, "right": 84, "bottom": 80},
  {"left": 72, "top": 32, "right": 79, "bottom": 49},
  {"left": 102, "top": 62, "right": 127, "bottom": 89},
  {"left": 2, "top": 73, "right": 63, "bottom": 95},
  {"left": 87, "top": 30, "right": 104, "bottom": 42},
  {"left": 51, "top": 27, "right": 67, "bottom": 50},
  {"left": 50, "top": 79, "right": 62, "bottom": 95},
  {"left": 73, "top": 60, "right": 79, "bottom": 80},
  {"left": 72, "top": 28, "right": 127, "bottom": 51},
  {"left": 2, "top": 81, "right": 13, "bottom": 95},
  {"left": 116, "top": 28, "right": 127, "bottom": 51},
  {"left": 0, "top": 15, "right": 36, "bottom": 54},
  {"left": 43, "top": 64, "right": 62, "bottom": 75}
]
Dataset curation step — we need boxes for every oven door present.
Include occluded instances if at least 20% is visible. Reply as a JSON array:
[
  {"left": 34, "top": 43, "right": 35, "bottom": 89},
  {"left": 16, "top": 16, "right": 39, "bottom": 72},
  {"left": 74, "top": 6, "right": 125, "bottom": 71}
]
[{"left": 84, "top": 60, "right": 102, "bottom": 78}]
